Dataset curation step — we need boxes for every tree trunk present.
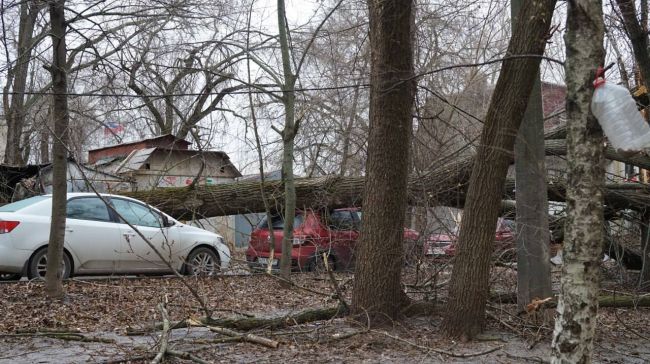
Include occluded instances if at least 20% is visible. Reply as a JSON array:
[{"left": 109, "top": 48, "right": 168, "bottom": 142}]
[
  {"left": 550, "top": 0, "right": 605, "bottom": 362},
  {"left": 3, "top": 0, "right": 41, "bottom": 166},
  {"left": 277, "top": 0, "right": 297, "bottom": 280},
  {"left": 442, "top": 0, "right": 556, "bottom": 339},
  {"left": 44, "top": 0, "right": 69, "bottom": 299},
  {"left": 615, "top": 0, "right": 650, "bottom": 88},
  {"left": 512, "top": 0, "right": 552, "bottom": 312},
  {"left": 614, "top": 0, "right": 650, "bottom": 289},
  {"left": 639, "top": 210, "right": 650, "bottom": 288},
  {"left": 123, "top": 139, "right": 650, "bottom": 220},
  {"left": 350, "top": 0, "right": 415, "bottom": 323}
]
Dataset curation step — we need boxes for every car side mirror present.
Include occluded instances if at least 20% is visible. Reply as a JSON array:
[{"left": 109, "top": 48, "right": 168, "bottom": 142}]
[{"left": 162, "top": 215, "right": 174, "bottom": 227}]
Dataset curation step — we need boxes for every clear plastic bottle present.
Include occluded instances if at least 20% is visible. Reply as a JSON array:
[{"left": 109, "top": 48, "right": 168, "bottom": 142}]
[{"left": 591, "top": 79, "right": 650, "bottom": 151}]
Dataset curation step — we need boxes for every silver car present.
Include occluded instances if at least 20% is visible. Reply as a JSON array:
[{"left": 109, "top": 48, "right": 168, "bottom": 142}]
[{"left": 0, "top": 193, "right": 230, "bottom": 280}]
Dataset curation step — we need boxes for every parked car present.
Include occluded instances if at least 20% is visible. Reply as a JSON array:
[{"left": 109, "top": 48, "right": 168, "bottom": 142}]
[
  {"left": 245, "top": 208, "right": 420, "bottom": 272},
  {"left": 0, "top": 193, "right": 230, "bottom": 280},
  {"left": 424, "top": 218, "right": 516, "bottom": 258}
]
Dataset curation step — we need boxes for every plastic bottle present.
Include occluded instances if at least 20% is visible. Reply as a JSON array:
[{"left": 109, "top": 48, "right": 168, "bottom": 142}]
[{"left": 591, "top": 78, "right": 650, "bottom": 151}]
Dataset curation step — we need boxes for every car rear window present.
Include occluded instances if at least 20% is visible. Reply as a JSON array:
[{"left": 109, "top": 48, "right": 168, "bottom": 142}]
[
  {"left": 257, "top": 214, "right": 304, "bottom": 230},
  {"left": 0, "top": 196, "right": 49, "bottom": 212}
]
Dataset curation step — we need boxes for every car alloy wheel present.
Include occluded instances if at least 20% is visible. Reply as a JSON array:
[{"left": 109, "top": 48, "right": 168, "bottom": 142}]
[
  {"left": 28, "top": 248, "right": 71, "bottom": 280},
  {"left": 187, "top": 247, "right": 220, "bottom": 276}
]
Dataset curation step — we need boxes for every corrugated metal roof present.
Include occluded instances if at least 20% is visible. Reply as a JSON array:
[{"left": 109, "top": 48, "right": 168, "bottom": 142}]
[{"left": 115, "top": 147, "right": 156, "bottom": 173}]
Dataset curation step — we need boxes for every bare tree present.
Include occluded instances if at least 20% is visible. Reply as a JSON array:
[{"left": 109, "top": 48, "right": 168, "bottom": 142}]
[
  {"left": 350, "top": 0, "right": 415, "bottom": 322},
  {"left": 2, "top": 0, "right": 45, "bottom": 165},
  {"left": 442, "top": 0, "right": 557, "bottom": 339},
  {"left": 44, "top": 0, "right": 69, "bottom": 299},
  {"left": 551, "top": 0, "right": 605, "bottom": 361}
]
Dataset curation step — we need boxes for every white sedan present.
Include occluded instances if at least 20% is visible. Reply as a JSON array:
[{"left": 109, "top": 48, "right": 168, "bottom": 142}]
[{"left": 0, "top": 193, "right": 230, "bottom": 280}]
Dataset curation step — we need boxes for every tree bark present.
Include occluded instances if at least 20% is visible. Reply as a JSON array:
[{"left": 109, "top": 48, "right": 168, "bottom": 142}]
[
  {"left": 350, "top": 0, "right": 415, "bottom": 323},
  {"left": 442, "top": 0, "right": 556, "bottom": 339},
  {"left": 615, "top": 0, "right": 650, "bottom": 88},
  {"left": 122, "top": 141, "right": 650, "bottom": 220},
  {"left": 512, "top": 0, "right": 552, "bottom": 312},
  {"left": 551, "top": 0, "right": 605, "bottom": 362},
  {"left": 614, "top": 0, "right": 650, "bottom": 288},
  {"left": 3, "top": 0, "right": 42, "bottom": 166},
  {"left": 44, "top": 0, "right": 69, "bottom": 299},
  {"left": 639, "top": 210, "right": 650, "bottom": 288},
  {"left": 277, "top": 0, "right": 298, "bottom": 280}
]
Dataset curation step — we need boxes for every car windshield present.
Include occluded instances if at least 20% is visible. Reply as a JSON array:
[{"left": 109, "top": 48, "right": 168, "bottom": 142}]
[
  {"left": 257, "top": 213, "right": 304, "bottom": 230},
  {"left": 0, "top": 196, "right": 49, "bottom": 212}
]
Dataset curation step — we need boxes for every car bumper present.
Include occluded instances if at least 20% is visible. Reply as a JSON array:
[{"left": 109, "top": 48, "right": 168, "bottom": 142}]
[
  {"left": 0, "top": 245, "right": 30, "bottom": 273},
  {"left": 246, "top": 246, "right": 316, "bottom": 271}
]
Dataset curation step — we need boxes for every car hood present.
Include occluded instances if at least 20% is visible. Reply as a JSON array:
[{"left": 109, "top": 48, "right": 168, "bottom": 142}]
[{"left": 176, "top": 223, "right": 223, "bottom": 241}]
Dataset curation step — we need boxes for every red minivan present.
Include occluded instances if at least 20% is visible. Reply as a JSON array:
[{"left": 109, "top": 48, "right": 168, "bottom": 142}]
[{"left": 245, "top": 208, "right": 419, "bottom": 272}]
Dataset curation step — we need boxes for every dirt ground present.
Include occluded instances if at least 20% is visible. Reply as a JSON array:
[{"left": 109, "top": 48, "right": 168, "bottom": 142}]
[{"left": 1, "top": 259, "right": 649, "bottom": 363}]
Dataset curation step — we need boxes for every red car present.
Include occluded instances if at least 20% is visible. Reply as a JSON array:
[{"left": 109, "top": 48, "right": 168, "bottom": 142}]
[
  {"left": 245, "top": 208, "right": 419, "bottom": 271},
  {"left": 425, "top": 218, "right": 516, "bottom": 257}
]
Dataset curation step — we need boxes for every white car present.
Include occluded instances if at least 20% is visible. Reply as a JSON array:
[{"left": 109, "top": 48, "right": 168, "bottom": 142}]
[{"left": 0, "top": 193, "right": 230, "bottom": 280}]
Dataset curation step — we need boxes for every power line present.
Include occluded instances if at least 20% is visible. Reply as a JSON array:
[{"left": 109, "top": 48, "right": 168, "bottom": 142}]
[{"left": 4, "top": 54, "right": 564, "bottom": 99}]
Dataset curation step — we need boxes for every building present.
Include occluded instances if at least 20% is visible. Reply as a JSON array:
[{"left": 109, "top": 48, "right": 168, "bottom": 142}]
[
  {"left": 89, "top": 135, "right": 241, "bottom": 190},
  {"left": 89, "top": 135, "right": 242, "bottom": 246}
]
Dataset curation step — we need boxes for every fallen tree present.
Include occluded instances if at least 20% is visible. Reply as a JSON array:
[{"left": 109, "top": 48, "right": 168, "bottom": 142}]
[{"left": 124, "top": 142, "right": 650, "bottom": 220}]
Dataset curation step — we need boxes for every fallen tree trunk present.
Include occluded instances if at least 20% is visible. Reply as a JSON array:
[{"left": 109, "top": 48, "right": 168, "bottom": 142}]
[
  {"left": 491, "top": 293, "right": 650, "bottom": 308},
  {"left": 123, "top": 141, "right": 650, "bottom": 220},
  {"left": 123, "top": 155, "right": 474, "bottom": 219},
  {"left": 128, "top": 305, "right": 346, "bottom": 335},
  {"left": 545, "top": 138, "right": 650, "bottom": 171}
]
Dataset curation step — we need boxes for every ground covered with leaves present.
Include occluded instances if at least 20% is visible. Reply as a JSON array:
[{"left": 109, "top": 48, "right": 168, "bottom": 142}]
[{"left": 0, "top": 260, "right": 649, "bottom": 363}]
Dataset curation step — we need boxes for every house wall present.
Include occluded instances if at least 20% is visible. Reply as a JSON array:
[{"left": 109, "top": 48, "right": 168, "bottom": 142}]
[{"left": 146, "top": 150, "right": 236, "bottom": 177}]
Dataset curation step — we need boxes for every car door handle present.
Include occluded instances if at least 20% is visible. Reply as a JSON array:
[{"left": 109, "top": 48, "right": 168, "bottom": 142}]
[{"left": 123, "top": 232, "right": 136, "bottom": 238}]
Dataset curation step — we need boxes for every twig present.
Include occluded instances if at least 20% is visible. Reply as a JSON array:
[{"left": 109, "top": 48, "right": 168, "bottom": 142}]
[
  {"left": 503, "top": 351, "right": 549, "bottom": 363},
  {"left": 319, "top": 329, "right": 367, "bottom": 343},
  {"left": 187, "top": 318, "right": 279, "bottom": 348},
  {"left": 263, "top": 271, "right": 331, "bottom": 297},
  {"left": 376, "top": 330, "right": 503, "bottom": 358},
  {"left": 0, "top": 332, "right": 115, "bottom": 343},
  {"left": 486, "top": 311, "right": 524, "bottom": 336},
  {"left": 613, "top": 308, "right": 650, "bottom": 341},
  {"left": 151, "top": 303, "right": 170, "bottom": 364},
  {"left": 166, "top": 349, "right": 212, "bottom": 364},
  {"left": 322, "top": 253, "right": 349, "bottom": 311},
  {"left": 101, "top": 355, "right": 155, "bottom": 364}
]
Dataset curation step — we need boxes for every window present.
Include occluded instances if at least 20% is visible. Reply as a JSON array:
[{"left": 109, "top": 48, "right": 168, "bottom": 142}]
[
  {"left": 328, "top": 210, "right": 356, "bottom": 230},
  {"left": 257, "top": 213, "right": 304, "bottom": 230},
  {"left": 111, "top": 198, "right": 163, "bottom": 228},
  {"left": 0, "top": 196, "right": 49, "bottom": 212},
  {"left": 66, "top": 197, "right": 111, "bottom": 222}
]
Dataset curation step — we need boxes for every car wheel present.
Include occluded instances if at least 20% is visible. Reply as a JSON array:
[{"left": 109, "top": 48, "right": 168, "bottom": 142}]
[
  {"left": 307, "top": 252, "right": 335, "bottom": 274},
  {"left": 185, "top": 247, "right": 221, "bottom": 276},
  {"left": 403, "top": 240, "right": 423, "bottom": 266},
  {"left": 27, "top": 248, "right": 72, "bottom": 280},
  {"left": 0, "top": 273, "right": 21, "bottom": 281}
]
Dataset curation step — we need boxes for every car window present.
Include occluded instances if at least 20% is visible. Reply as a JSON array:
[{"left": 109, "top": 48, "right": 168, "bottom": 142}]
[
  {"left": 500, "top": 219, "right": 516, "bottom": 232},
  {"left": 66, "top": 197, "right": 111, "bottom": 222},
  {"left": 111, "top": 198, "right": 163, "bottom": 228},
  {"left": 0, "top": 196, "right": 49, "bottom": 212},
  {"left": 329, "top": 210, "right": 356, "bottom": 230},
  {"left": 257, "top": 213, "right": 304, "bottom": 230}
]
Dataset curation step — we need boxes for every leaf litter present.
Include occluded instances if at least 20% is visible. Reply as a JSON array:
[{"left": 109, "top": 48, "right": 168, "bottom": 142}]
[{"left": 0, "top": 261, "right": 648, "bottom": 363}]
